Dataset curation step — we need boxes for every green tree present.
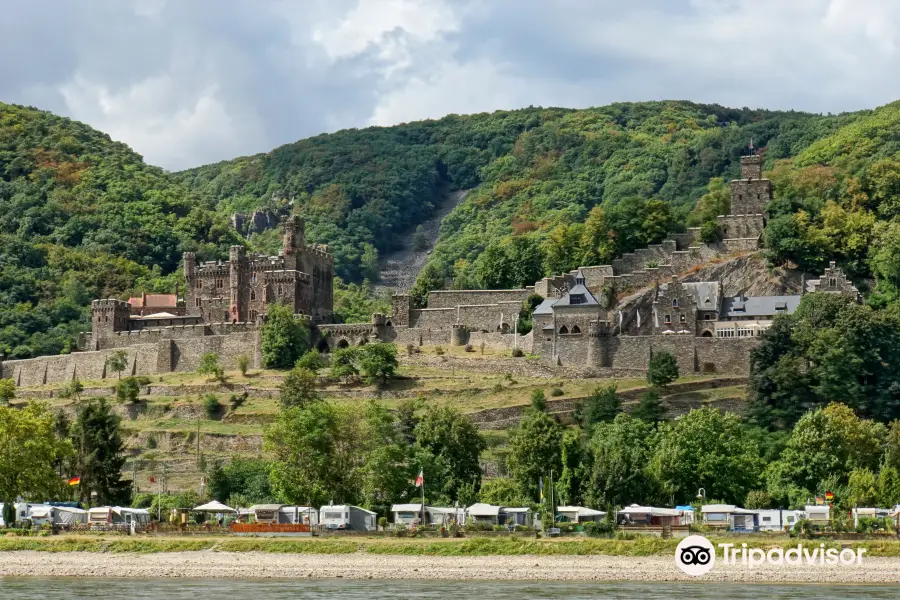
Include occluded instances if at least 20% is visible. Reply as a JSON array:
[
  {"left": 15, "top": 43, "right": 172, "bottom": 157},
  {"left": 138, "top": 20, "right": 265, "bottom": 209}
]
[
  {"left": 530, "top": 389, "right": 547, "bottom": 412},
  {"left": 330, "top": 347, "right": 360, "bottom": 382},
  {"left": 845, "top": 468, "right": 878, "bottom": 508},
  {"left": 106, "top": 350, "right": 129, "bottom": 380},
  {"left": 115, "top": 376, "right": 141, "bottom": 404},
  {"left": 58, "top": 379, "right": 84, "bottom": 401},
  {"left": 765, "top": 403, "right": 886, "bottom": 507},
  {"left": 414, "top": 405, "right": 486, "bottom": 501},
  {"left": 266, "top": 402, "right": 337, "bottom": 506},
  {"left": 478, "top": 477, "right": 531, "bottom": 506},
  {"left": 507, "top": 406, "right": 562, "bottom": 497},
  {"left": 877, "top": 466, "right": 900, "bottom": 508},
  {"left": 744, "top": 489, "right": 773, "bottom": 510},
  {"left": 582, "top": 385, "right": 620, "bottom": 428},
  {"left": 0, "top": 379, "right": 15, "bottom": 405},
  {"left": 208, "top": 458, "right": 275, "bottom": 504},
  {"left": 236, "top": 355, "right": 250, "bottom": 377},
  {"left": 412, "top": 225, "right": 428, "bottom": 252},
  {"left": 279, "top": 367, "right": 321, "bottom": 409},
  {"left": 261, "top": 303, "right": 309, "bottom": 369},
  {"left": 632, "top": 389, "right": 666, "bottom": 424},
  {"left": 556, "top": 429, "right": 586, "bottom": 506},
  {"left": 651, "top": 407, "right": 763, "bottom": 505},
  {"left": 0, "top": 403, "right": 70, "bottom": 508},
  {"left": 295, "top": 349, "right": 325, "bottom": 372},
  {"left": 699, "top": 220, "right": 720, "bottom": 243},
  {"left": 358, "top": 342, "right": 398, "bottom": 385},
  {"left": 70, "top": 398, "right": 131, "bottom": 505},
  {"left": 688, "top": 177, "right": 730, "bottom": 225},
  {"left": 197, "top": 352, "right": 224, "bottom": 382},
  {"left": 360, "top": 243, "right": 380, "bottom": 283},
  {"left": 584, "top": 414, "right": 658, "bottom": 508},
  {"left": 647, "top": 351, "right": 679, "bottom": 387}
]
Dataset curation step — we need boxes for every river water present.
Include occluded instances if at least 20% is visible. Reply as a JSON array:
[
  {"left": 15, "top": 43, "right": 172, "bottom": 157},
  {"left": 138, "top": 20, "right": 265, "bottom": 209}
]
[{"left": 2, "top": 579, "right": 900, "bottom": 599}]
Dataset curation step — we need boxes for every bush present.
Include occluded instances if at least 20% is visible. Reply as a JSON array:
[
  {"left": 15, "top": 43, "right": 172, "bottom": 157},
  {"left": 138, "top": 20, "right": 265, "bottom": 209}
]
[
  {"left": 295, "top": 350, "right": 325, "bottom": 372},
  {"left": 261, "top": 303, "right": 310, "bottom": 369},
  {"left": 330, "top": 348, "right": 360, "bottom": 382},
  {"left": 202, "top": 393, "right": 223, "bottom": 419},
  {"left": 435, "top": 346, "right": 445, "bottom": 356},
  {"left": 699, "top": 220, "right": 720, "bottom": 243},
  {"left": 480, "top": 341, "right": 485, "bottom": 355},
  {"left": 198, "top": 353, "right": 225, "bottom": 383},
  {"left": 406, "top": 344, "right": 415, "bottom": 356},
  {"left": 279, "top": 367, "right": 320, "bottom": 409},
  {"left": 115, "top": 376, "right": 141, "bottom": 404},
  {"left": 229, "top": 392, "right": 248, "bottom": 411},
  {"left": 58, "top": 379, "right": 84, "bottom": 400},
  {"left": 511, "top": 348, "right": 524, "bottom": 357},
  {"left": 744, "top": 489, "right": 773, "bottom": 510},
  {"left": 647, "top": 351, "right": 679, "bottom": 387},
  {"left": 550, "top": 387, "right": 564, "bottom": 397},
  {"left": 465, "top": 344, "right": 474, "bottom": 352},
  {"left": 236, "top": 355, "right": 250, "bottom": 377},
  {"left": 146, "top": 435, "right": 158, "bottom": 449},
  {"left": 491, "top": 382, "right": 504, "bottom": 393},
  {"left": 378, "top": 516, "right": 388, "bottom": 531}
]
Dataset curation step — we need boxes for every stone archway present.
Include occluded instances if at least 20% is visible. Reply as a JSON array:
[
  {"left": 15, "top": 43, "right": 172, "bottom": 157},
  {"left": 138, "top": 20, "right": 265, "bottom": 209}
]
[
  {"left": 336, "top": 339, "right": 350, "bottom": 349},
  {"left": 701, "top": 330, "right": 714, "bottom": 338},
  {"left": 317, "top": 338, "right": 331, "bottom": 353}
]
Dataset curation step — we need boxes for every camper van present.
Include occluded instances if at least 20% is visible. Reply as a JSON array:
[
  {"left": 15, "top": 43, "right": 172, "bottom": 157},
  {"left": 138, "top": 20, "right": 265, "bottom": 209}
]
[
  {"left": 88, "top": 507, "right": 152, "bottom": 529},
  {"left": 318, "top": 505, "right": 376, "bottom": 531}
]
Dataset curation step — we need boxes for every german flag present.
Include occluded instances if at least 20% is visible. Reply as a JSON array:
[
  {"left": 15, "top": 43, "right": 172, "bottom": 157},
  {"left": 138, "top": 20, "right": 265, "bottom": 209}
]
[
  {"left": 824, "top": 491, "right": 834, "bottom": 502},
  {"left": 67, "top": 477, "right": 81, "bottom": 486}
]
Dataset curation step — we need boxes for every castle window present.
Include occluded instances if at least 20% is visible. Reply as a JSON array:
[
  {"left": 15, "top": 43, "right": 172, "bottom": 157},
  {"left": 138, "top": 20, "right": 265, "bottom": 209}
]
[
  {"left": 197, "top": 280, "right": 202, "bottom": 290},
  {"left": 829, "top": 278, "right": 836, "bottom": 287},
  {"left": 195, "top": 298, "right": 201, "bottom": 307},
  {"left": 569, "top": 294, "right": 585, "bottom": 305},
  {"left": 216, "top": 279, "right": 224, "bottom": 289},
  {"left": 737, "top": 327, "right": 754, "bottom": 337},
  {"left": 717, "top": 329, "right": 736, "bottom": 338},
  {"left": 664, "top": 314, "right": 671, "bottom": 324},
  {"left": 250, "top": 290, "right": 256, "bottom": 301},
  {"left": 559, "top": 325, "right": 569, "bottom": 334},
  {"left": 672, "top": 299, "right": 679, "bottom": 308},
  {"left": 251, "top": 273, "right": 257, "bottom": 283},
  {"left": 249, "top": 309, "right": 258, "bottom": 321},
  {"left": 571, "top": 325, "right": 581, "bottom": 334},
  {"left": 705, "top": 313, "right": 715, "bottom": 321},
  {"left": 738, "top": 194, "right": 743, "bottom": 202}
]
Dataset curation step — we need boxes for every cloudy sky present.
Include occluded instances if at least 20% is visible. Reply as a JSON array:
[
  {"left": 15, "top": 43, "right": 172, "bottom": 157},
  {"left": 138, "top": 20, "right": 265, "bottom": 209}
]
[{"left": 2, "top": 0, "right": 899, "bottom": 170}]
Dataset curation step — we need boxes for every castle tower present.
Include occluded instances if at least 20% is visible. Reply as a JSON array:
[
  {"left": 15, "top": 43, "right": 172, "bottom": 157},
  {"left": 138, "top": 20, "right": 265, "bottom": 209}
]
[
  {"left": 282, "top": 215, "right": 305, "bottom": 271},
  {"left": 740, "top": 154, "right": 763, "bottom": 179},
  {"left": 92, "top": 299, "right": 131, "bottom": 341},
  {"left": 183, "top": 252, "right": 198, "bottom": 316},
  {"left": 729, "top": 154, "right": 772, "bottom": 215},
  {"left": 229, "top": 245, "right": 247, "bottom": 323}
]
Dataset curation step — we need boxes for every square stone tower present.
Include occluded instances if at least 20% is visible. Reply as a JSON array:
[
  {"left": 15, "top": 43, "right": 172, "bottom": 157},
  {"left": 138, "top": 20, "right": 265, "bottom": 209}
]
[{"left": 729, "top": 155, "right": 772, "bottom": 215}]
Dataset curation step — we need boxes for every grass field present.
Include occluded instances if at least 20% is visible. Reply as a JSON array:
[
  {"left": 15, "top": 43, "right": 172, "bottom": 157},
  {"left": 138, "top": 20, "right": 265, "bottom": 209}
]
[{"left": 2, "top": 534, "right": 899, "bottom": 557}]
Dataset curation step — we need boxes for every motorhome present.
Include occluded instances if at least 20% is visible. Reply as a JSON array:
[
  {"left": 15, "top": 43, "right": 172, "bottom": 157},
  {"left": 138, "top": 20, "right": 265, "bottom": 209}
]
[{"left": 318, "top": 504, "right": 376, "bottom": 531}]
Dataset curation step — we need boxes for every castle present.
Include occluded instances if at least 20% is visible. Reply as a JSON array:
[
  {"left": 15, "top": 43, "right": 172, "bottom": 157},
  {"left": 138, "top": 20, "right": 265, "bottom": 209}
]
[{"left": 0, "top": 155, "right": 861, "bottom": 386}]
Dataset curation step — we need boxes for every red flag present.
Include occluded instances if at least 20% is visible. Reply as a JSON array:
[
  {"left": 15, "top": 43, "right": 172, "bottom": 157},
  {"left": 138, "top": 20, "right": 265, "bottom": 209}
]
[
  {"left": 414, "top": 469, "right": 424, "bottom": 488},
  {"left": 67, "top": 477, "right": 81, "bottom": 486}
]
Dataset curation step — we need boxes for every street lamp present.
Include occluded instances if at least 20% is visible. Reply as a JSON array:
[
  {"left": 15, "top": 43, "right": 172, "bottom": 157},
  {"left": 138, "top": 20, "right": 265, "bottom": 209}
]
[{"left": 697, "top": 488, "right": 706, "bottom": 502}]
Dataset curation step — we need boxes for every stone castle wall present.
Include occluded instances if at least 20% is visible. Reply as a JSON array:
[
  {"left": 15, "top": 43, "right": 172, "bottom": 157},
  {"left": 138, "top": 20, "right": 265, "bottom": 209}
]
[
  {"left": 606, "top": 336, "right": 759, "bottom": 375},
  {"left": 4, "top": 331, "right": 260, "bottom": 387},
  {"left": 426, "top": 289, "right": 532, "bottom": 309}
]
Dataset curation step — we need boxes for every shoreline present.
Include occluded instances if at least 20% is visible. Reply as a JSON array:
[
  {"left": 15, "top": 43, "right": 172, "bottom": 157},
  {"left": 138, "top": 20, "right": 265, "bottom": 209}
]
[{"left": 3, "top": 551, "right": 900, "bottom": 583}]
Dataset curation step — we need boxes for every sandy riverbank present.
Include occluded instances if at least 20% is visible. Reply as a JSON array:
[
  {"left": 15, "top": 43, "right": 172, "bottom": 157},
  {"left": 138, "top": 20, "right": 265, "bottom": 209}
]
[{"left": 2, "top": 551, "right": 900, "bottom": 583}]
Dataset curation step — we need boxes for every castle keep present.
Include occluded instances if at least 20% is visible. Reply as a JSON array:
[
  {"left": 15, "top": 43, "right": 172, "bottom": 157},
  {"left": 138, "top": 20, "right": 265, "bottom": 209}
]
[{"left": 0, "top": 154, "right": 862, "bottom": 386}]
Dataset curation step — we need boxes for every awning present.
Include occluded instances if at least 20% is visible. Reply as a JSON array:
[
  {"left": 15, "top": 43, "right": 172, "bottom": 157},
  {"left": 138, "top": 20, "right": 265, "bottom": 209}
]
[{"left": 193, "top": 500, "right": 236, "bottom": 513}]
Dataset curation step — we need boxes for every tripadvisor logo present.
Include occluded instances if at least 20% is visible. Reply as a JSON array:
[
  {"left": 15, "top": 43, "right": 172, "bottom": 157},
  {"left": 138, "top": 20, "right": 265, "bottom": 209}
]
[{"left": 675, "top": 535, "right": 867, "bottom": 577}]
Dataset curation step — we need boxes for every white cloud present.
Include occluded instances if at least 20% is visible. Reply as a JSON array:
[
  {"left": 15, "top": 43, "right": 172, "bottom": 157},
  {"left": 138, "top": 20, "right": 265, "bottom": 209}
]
[{"left": 5, "top": 0, "right": 900, "bottom": 170}]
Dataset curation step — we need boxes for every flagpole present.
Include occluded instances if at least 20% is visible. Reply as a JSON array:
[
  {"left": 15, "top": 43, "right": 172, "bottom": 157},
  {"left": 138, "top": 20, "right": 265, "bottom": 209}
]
[{"left": 421, "top": 469, "right": 425, "bottom": 526}]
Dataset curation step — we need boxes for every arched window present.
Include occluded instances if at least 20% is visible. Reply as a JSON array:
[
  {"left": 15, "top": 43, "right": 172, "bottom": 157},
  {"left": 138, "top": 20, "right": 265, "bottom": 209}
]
[
  {"left": 559, "top": 325, "right": 569, "bottom": 334},
  {"left": 571, "top": 325, "right": 581, "bottom": 334},
  {"left": 337, "top": 339, "right": 349, "bottom": 349},
  {"left": 250, "top": 290, "right": 256, "bottom": 301},
  {"left": 386, "top": 320, "right": 392, "bottom": 327},
  {"left": 672, "top": 298, "right": 679, "bottom": 307}
]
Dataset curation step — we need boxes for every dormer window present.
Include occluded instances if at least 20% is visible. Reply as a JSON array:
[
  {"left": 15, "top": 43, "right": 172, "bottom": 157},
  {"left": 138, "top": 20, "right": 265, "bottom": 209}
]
[
  {"left": 570, "top": 294, "right": 585, "bottom": 305},
  {"left": 775, "top": 302, "right": 788, "bottom": 312}
]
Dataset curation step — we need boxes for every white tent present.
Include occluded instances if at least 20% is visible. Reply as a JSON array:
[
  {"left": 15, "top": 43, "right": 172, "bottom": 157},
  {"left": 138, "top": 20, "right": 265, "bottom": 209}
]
[{"left": 193, "top": 500, "right": 236, "bottom": 513}]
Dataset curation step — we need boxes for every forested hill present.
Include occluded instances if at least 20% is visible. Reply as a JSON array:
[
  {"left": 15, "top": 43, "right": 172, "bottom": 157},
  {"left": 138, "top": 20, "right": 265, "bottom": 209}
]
[
  {"left": 175, "top": 102, "right": 843, "bottom": 286},
  {"left": 0, "top": 101, "right": 241, "bottom": 358},
  {"left": 6, "top": 97, "right": 900, "bottom": 359}
]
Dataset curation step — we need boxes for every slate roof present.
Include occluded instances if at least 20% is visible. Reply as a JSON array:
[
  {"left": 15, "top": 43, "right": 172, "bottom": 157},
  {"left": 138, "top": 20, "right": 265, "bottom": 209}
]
[
  {"left": 552, "top": 283, "right": 599, "bottom": 308},
  {"left": 720, "top": 295, "right": 801, "bottom": 318},
  {"left": 532, "top": 297, "right": 556, "bottom": 316}
]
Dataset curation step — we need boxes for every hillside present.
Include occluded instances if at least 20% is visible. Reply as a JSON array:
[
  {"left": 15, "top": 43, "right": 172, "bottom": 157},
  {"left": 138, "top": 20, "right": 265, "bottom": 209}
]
[
  {"left": 0, "top": 102, "right": 242, "bottom": 359},
  {"left": 6, "top": 98, "right": 900, "bottom": 358}
]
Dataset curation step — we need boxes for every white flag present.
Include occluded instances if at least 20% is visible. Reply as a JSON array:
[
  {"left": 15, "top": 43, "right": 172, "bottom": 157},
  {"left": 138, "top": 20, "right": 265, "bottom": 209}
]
[{"left": 637, "top": 310, "right": 641, "bottom": 329}]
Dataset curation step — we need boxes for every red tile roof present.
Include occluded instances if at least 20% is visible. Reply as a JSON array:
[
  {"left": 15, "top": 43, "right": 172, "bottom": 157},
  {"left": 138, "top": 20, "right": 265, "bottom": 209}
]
[{"left": 128, "top": 294, "right": 178, "bottom": 308}]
